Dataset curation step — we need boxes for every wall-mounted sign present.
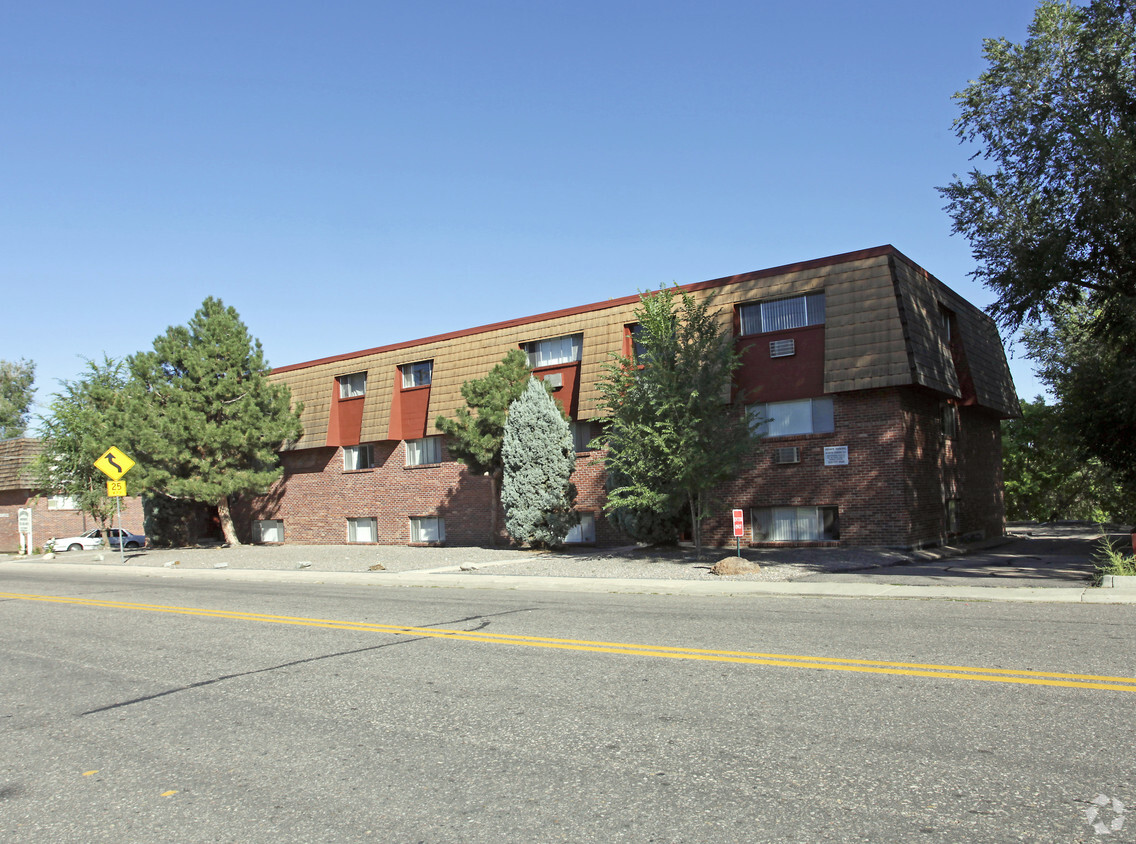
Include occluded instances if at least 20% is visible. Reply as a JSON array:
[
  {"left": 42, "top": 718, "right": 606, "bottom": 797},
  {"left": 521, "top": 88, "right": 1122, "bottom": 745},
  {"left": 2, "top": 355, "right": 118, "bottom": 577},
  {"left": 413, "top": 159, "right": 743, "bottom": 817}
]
[{"left": 824, "top": 446, "right": 849, "bottom": 466}]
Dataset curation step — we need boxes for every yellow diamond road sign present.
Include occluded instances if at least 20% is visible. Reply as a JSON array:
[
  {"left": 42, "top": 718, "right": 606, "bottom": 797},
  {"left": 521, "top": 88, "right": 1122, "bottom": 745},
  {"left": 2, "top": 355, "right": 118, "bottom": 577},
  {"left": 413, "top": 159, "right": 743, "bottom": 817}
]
[{"left": 94, "top": 446, "right": 135, "bottom": 481}]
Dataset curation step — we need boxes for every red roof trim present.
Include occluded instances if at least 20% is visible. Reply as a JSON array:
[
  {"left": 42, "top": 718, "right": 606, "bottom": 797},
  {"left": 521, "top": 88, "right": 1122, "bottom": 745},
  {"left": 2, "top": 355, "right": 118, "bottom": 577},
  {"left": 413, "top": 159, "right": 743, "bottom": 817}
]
[{"left": 271, "top": 245, "right": 900, "bottom": 375}]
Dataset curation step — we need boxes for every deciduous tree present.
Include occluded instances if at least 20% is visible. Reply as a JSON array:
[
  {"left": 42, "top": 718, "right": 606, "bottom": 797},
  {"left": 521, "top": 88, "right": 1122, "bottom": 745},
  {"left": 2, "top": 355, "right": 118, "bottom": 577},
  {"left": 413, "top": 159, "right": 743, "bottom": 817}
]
[
  {"left": 1002, "top": 396, "right": 1127, "bottom": 522},
  {"left": 0, "top": 358, "right": 35, "bottom": 439},
  {"left": 595, "top": 287, "right": 756, "bottom": 557},
  {"left": 940, "top": 0, "right": 1136, "bottom": 333},
  {"left": 32, "top": 356, "right": 128, "bottom": 527},
  {"left": 1023, "top": 305, "right": 1136, "bottom": 517}
]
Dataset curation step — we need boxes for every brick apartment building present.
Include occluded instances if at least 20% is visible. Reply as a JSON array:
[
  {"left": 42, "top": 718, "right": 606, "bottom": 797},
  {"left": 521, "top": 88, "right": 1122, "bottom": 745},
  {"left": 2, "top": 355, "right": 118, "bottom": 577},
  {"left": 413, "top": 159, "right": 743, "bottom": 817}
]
[
  {"left": 0, "top": 438, "right": 145, "bottom": 553},
  {"left": 239, "top": 245, "right": 1019, "bottom": 549}
]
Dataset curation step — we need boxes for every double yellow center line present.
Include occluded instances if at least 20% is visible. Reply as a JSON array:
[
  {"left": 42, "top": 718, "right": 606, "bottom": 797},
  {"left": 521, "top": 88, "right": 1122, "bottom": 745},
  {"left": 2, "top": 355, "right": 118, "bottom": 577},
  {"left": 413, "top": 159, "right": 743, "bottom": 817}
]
[{"left": 4, "top": 591, "right": 1135, "bottom": 693}]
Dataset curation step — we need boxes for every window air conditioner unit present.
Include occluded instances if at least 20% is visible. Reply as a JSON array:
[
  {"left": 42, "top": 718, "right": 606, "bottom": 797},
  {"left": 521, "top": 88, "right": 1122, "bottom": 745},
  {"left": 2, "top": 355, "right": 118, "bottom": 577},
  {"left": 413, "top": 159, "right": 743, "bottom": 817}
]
[
  {"left": 774, "top": 446, "right": 801, "bottom": 464},
  {"left": 770, "top": 339, "right": 796, "bottom": 358},
  {"left": 543, "top": 373, "right": 563, "bottom": 390}
]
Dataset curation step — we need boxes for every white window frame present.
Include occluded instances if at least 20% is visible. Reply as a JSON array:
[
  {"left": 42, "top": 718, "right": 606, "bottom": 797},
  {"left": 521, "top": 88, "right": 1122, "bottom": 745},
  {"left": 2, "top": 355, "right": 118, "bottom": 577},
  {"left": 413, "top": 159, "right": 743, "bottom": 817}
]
[
  {"left": 747, "top": 398, "right": 834, "bottom": 437},
  {"left": 338, "top": 371, "right": 367, "bottom": 399},
  {"left": 253, "top": 519, "right": 284, "bottom": 543},
  {"left": 524, "top": 334, "right": 582, "bottom": 368},
  {"left": 343, "top": 444, "right": 375, "bottom": 471},
  {"left": 410, "top": 516, "right": 445, "bottom": 543},
  {"left": 565, "top": 512, "right": 596, "bottom": 544},
  {"left": 405, "top": 437, "right": 443, "bottom": 466},
  {"left": 47, "top": 495, "right": 79, "bottom": 510},
  {"left": 739, "top": 293, "right": 825, "bottom": 336},
  {"left": 401, "top": 360, "right": 433, "bottom": 388},
  {"left": 752, "top": 506, "right": 839, "bottom": 541},
  {"left": 347, "top": 517, "right": 377, "bottom": 543}
]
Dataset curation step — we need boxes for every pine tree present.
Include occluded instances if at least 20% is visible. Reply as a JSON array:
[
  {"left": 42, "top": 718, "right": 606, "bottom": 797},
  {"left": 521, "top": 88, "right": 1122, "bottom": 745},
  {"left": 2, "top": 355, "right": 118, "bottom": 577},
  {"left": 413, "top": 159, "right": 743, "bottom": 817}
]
[
  {"left": 501, "top": 377, "right": 578, "bottom": 548},
  {"left": 436, "top": 348, "right": 532, "bottom": 544},
  {"left": 125, "top": 297, "right": 303, "bottom": 545}
]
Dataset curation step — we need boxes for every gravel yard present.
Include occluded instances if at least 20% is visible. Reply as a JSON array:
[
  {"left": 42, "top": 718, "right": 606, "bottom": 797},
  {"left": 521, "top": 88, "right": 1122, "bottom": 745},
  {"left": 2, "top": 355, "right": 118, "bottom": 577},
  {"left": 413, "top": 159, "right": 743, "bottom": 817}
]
[{"left": 9, "top": 541, "right": 914, "bottom": 582}]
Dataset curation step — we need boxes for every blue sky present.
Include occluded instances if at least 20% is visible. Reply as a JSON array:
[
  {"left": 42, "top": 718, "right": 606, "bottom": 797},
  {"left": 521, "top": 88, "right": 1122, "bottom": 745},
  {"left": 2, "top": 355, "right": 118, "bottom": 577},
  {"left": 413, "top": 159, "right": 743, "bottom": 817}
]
[{"left": 2, "top": 0, "right": 1047, "bottom": 422}]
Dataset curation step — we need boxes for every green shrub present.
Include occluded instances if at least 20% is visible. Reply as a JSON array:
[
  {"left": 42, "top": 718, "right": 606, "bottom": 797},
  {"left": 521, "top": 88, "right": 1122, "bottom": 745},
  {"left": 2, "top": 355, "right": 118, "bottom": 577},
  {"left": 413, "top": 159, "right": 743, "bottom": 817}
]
[{"left": 1092, "top": 531, "right": 1136, "bottom": 585}]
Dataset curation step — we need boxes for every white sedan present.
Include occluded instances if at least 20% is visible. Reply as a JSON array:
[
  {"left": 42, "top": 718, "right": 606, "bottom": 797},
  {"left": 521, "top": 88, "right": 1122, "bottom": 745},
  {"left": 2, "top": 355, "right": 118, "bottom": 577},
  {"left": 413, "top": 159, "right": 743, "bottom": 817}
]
[
  {"left": 49, "top": 528, "right": 147, "bottom": 552},
  {"left": 48, "top": 529, "right": 105, "bottom": 552}
]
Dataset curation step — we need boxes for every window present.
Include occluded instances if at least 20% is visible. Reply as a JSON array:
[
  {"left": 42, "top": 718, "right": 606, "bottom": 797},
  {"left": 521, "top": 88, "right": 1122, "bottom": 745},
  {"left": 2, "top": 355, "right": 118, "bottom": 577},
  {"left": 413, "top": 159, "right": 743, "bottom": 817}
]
[
  {"left": 752, "top": 506, "right": 839, "bottom": 541},
  {"left": 253, "top": 519, "right": 284, "bottom": 543},
  {"left": 347, "top": 517, "right": 377, "bottom": 543},
  {"left": 565, "top": 512, "right": 596, "bottom": 544},
  {"left": 739, "top": 293, "right": 825, "bottom": 335},
  {"left": 940, "top": 305, "right": 956, "bottom": 342},
  {"left": 405, "top": 437, "right": 443, "bottom": 466},
  {"left": 47, "top": 495, "right": 79, "bottom": 510},
  {"left": 748, "top": 398, "right": 834, "bottom": 437},
  {"left": 343, "top": 444, "right": 374, "bottom": 471},
  {"left": 571, "top": 421, "right": 601, "bottom": 453},
  {"left": 410, "top": 516, "right": 445, "bottom": 543},
  {"left": 626, "top": 324, "right": 648, "bottom": 360},
  {"left": 401, "top": 360, "right": 433, "bottom": 388},
  {"left": 941, "top": 402, "right": 959, "bottom": 439},
  {"left": 524, "top": 334, "right": 582, "bottom": 368},
  {"left": 338, "top": 372, "right": 367, "bottom": 398}
]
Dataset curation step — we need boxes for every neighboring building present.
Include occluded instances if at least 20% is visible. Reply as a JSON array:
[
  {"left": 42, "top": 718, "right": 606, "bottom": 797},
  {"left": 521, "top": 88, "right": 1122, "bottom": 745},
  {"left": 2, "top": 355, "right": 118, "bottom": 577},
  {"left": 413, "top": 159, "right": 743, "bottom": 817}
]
[
  {"left": 239, "top": 246, "right": 1019, "bottom": 549},
  {"left": 0, "top": 438, "right": 145, "bottom": 553}
]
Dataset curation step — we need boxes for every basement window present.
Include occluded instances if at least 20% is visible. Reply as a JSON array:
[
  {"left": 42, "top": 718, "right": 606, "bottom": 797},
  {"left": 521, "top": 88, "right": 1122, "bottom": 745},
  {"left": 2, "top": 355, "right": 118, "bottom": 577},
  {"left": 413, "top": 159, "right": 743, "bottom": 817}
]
[
  {"left": 752, "top": 506, "right": 839, "bottom": 541},
  {"left": 347, "top": 517, "right": 377, "bottom": 543},
  {"left": 410, "top": 516, "right": 445, "bottom": 543},
  {"left": 253, "top": 519, "right": 284, "bottom": 543}
]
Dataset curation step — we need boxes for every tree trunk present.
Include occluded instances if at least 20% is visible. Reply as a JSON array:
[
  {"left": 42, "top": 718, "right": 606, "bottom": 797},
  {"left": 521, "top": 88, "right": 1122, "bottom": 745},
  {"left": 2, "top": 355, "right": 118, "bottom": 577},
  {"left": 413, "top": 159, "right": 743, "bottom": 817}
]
[
  {"left": 489, "top": 471, "right": 500, "bottom": 546},
  {"left": 688, "top": 492, "right": 703, "bottom": 559},
  {"left": 217, "top": 495, "right": 242, "bottom": 546}
]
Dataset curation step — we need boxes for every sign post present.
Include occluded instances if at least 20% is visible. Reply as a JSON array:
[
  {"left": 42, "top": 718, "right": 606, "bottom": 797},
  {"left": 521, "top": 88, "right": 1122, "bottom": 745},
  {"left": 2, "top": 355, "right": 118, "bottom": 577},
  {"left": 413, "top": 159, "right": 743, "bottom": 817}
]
[
  {"left": 732, "top": 509, "right": 745, "bottom": 557},
  {"left": 94, "top": 447, "right": 136, "bottom": 565},
  {"left": 17, "top": 507, "right": 32, "bottom": 556}
]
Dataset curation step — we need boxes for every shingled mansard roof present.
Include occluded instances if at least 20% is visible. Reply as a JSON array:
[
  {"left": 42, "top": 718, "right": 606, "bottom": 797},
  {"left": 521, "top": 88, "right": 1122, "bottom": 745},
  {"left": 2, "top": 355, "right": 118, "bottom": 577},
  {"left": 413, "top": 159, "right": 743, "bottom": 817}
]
[
  {"left": 270, "top": 245, "right": 1020, "bottom": 449},
  {"left": 0, "top": 438, "right": 42, "bottom": 492}
]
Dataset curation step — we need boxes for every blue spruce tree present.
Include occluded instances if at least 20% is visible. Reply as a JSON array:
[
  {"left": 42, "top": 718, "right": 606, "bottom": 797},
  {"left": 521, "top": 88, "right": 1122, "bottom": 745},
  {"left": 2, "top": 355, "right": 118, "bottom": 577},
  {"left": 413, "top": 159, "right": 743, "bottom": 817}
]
[{"left": 501, "top": 378, "right": 578, "bottom": 548}]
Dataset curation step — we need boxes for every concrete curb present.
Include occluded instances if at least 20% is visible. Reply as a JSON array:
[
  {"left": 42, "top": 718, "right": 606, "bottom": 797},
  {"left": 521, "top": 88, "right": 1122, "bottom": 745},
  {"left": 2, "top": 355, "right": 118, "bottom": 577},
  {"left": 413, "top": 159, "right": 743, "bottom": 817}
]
[{"left": 3, "top": 560, "right": 1134, "bottom": 604}]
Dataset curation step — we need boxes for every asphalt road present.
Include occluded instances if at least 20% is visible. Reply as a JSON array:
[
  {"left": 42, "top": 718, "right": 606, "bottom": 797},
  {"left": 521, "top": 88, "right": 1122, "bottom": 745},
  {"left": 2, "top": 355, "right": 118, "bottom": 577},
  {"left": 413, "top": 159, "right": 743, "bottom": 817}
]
[{"left": 2, "top": 569, "right": 1135, "bottom": 842}]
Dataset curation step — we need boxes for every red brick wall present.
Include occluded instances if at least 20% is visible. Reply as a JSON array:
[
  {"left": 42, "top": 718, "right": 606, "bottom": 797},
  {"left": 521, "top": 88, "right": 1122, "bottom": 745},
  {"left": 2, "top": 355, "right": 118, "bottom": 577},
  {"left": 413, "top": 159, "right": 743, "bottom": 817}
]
[
  {"left": 705, "top": 389, "right": 910, "bottom": 547},
  {"left": 237, "top": 441, "right": 614, "bottom": 546},
  {"left": 238, "top": 385, "right": 1006, "bottom": 549},
  {"left": 0, "top": 491, "right": 145, "bottom": 553},
  {"left": 700, "top": 387, "right": 1005, "bottom": 548}
]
